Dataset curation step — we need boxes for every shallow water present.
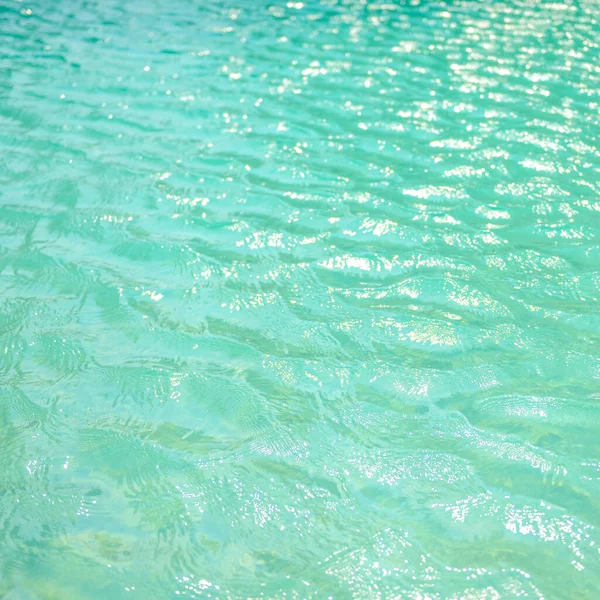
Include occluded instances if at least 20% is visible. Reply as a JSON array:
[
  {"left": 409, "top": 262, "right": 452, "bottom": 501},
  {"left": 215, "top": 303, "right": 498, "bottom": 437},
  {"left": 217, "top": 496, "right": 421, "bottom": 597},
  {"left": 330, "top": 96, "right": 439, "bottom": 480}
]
[{"left": 1, "top": 0, "right": 600, "bottom": 597}]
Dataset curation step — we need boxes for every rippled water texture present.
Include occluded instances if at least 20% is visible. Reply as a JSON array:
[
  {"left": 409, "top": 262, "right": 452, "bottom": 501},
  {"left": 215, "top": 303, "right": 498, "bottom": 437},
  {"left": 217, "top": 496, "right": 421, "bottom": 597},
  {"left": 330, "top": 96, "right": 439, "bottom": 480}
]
[{"left": 2, "top": 0, "right": 600, "bottom": 597}]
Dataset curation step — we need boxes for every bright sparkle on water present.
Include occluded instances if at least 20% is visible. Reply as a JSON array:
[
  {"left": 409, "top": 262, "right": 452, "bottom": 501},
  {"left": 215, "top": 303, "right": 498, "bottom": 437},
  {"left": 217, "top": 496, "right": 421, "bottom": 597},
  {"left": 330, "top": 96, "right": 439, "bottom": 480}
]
[{"left": 1, "top": 0, "right": 600, "bottom": 598}]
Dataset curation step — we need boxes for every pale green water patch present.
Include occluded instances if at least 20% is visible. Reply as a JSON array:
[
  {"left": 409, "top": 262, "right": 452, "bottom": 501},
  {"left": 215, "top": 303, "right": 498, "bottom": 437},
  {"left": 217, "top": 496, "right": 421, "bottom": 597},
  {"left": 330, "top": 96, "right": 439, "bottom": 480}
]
[{"left": 1, "top": 0, "right": 600, "bottom": 598}]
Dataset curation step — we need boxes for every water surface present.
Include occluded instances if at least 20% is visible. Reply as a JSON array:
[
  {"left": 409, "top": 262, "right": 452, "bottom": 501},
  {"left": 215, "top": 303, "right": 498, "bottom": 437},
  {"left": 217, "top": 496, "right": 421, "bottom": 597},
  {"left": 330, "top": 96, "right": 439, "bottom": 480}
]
[{"left": 1, "top": 0, "right": 600, "bottom": 597}]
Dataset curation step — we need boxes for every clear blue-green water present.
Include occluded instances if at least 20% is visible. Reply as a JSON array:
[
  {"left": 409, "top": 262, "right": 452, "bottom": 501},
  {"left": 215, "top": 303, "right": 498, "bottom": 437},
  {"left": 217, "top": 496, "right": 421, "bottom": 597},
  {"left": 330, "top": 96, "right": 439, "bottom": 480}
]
[{"left": 1, "top": 0, "right": 600, "bottom": 597}]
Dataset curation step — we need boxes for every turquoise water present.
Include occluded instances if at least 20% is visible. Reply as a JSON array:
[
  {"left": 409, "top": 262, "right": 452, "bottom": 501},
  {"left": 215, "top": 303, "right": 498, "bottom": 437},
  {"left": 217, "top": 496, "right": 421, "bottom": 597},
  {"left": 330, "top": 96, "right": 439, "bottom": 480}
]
[{"left": 1, "top": 0, "right": 600, "bottom": 597}]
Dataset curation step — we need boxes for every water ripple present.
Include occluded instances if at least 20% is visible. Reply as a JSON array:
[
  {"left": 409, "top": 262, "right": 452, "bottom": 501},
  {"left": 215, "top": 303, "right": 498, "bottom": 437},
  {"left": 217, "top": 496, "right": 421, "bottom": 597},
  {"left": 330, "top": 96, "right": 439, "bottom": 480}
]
[{"left": 1, "top": 0, "right": 600, "bottom": 597}]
